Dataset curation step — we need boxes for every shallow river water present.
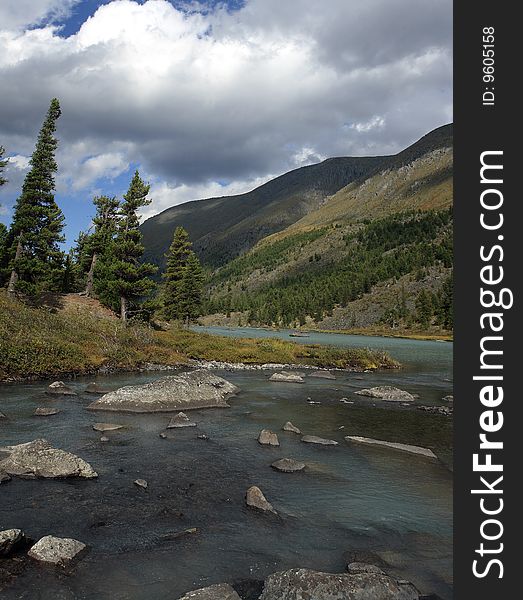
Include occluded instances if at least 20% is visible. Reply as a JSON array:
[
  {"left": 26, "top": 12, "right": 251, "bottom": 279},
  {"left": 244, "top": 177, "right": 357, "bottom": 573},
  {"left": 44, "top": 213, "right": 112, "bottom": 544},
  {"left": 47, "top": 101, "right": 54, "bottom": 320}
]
[{"left": 0, "top": 330, "right": 453, "bottom": 599}]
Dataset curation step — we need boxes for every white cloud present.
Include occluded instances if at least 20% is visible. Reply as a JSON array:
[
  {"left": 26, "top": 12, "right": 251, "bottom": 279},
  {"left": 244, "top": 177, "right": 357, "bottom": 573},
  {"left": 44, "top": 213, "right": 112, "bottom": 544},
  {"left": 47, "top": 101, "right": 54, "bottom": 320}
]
[{"left": 0, "top": 0, "right": 452, "bottom": 224}]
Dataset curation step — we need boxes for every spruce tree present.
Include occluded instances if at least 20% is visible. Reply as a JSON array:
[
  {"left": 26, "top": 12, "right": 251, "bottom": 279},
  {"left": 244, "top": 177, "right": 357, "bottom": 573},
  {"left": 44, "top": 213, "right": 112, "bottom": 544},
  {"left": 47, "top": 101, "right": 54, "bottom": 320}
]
[
  {"left": 0, "top": 145, "right": 8, "bottom": 187},
  {"left": 6, "top": 99, "right": 65, "bottom": 295},
  {"left": 160, "top": 226, "right": 192, "bottom": 320},
  {"left": 110, "top": 171, "right": 157, "bottom": 323},
  {"left": 178, "top": 251, "right": 204, "bottom": 323}
]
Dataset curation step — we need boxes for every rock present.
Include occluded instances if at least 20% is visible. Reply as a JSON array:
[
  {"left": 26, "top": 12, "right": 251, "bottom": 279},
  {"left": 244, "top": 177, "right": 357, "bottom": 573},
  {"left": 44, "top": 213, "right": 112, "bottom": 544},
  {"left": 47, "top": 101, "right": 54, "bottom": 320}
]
[
  {"left": 0, "top": 411, "right": 7, "bottom": 419},
  {"left": 134, "top": 479, "right": 148, "bottom": 489},
  {"left": 245, "top": 486, "right": 277, "bottom": 514},
  {"left": 167, "top": 412, "right": 197, "bottom": 428},
  {"left": 100, "top": 436, "right": 109, "bottom": 443},
  {"left": 159, "top": 527, "right": 198, "bottom": 542},
  {"left": 93, "top": 422, "right": 123, "bottom": 432},
  {"left": 309, "top": 370, "right": 336, "bottom": 380},
  {"left": 355, "top": 386, "right": 415, "bottom": 402},
  {"left": 87, "top": 370, "right": 239, "bottom": 412},
  {"left": 0, "top": 529, "right": 24, "bottom": 556},
  {"left": 197, "top": 434, "right": 209, "bottom": 440},
  {"left": 301, "top": 435, "right": 338, "bottom": 446},
  {"left": 85, "top": 382, "right": 112, "bottom": 394},
  {"left": 347, "top": 562, "right": 385, "bottom": 574},
  {"left": 0, "top": 439, "right": 98, "bottom": 479},
  {"left": 46, "top": 381, "right": 76, "bottom": 396},
  {"left": 177, "top": 583, "right": 242, "bottom": 600},
  {"left": 345, "top": 436, "right": 437, "bottom": 459},
  {"left": 417, "top": 405, "right": 453, "bottom": 416},
  {"left": 27, "top": 535, "right": 86, "bottom": 566},
  {"left": 159, "top": 432, "right": 168, "bottom": 439},
  {"left": 258, "top": 568, "right": 419, "bottom": 600},
  {"left": 269, "top": 372, "right": 304, "bottom": 383},
  {"left": 442, "top": 395, "right": 454, "bottom": 402},
  {"left": 271, "top": 458, "right": 306, "bottom": 473},
  {"left": 34, "top": 408, "right": 60, "bottom": 416},
  {"left": 0, "top": 471, "right": 11, "bottom": 483},
  {"left": 258, "top": 429, "right": 279, "bottom": 446},
  {"left": 282, "top": 421, "right": 301, "bottom": 434}
]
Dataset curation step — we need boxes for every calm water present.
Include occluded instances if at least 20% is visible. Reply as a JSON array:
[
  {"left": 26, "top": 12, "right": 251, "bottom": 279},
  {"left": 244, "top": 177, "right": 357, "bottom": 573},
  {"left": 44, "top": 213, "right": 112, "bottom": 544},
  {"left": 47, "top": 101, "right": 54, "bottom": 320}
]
[{"left": 0, "top": 331, "right": 453, "bottom": 599}]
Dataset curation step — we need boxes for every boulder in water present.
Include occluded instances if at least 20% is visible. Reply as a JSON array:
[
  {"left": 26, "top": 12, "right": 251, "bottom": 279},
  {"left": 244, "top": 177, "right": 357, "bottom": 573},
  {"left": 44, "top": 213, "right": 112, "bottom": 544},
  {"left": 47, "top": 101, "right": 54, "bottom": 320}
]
[
  {"left": 258, "top": 429, "right": 279, "bottom": 446},
  {"left": 345, "top": 436, "right": 437, "bottom": 459},
  {"left": 0, "top": 529, "right": 24, "bottom": 556},
  {"left": 355, "top": 386, "right": 415, "bottom": 402},
  {"left": 177, "top": 583, "right": 242, "bottom": 600},
  {"left": 87, "top": 370, "right": 238, "bottom": 413},
  {"left": 245, "top": 486, "right": 277, "bottom": 514},
  {"left": 258, "top": 568, "right": 419, "bottom": 600},
  {"left": 27, "top": 535, "right": 86, "bottom": 566},
  {"left": 282, "top": 421, "right": 301, "bottom": 434},
  {"left": 134, "top": 479, "right": 148, "bottom": 490},
  {"left": 309, "top": 370, "right": 336, "bottom": 380},
  {"left": 34, "top": 408, "right": 60, "bottom": 416},
  {"left": 85, "top": 382, "right": 112, "bottom": 395},
  {"left": 93, "top": 423, "right": 124, "bottom": 432},
  {"left": 301, "top": 435, "right": 338, "bottom": 446},
  {"left": 0, "top": 439, "right": 97, "bottom": 479},
  {"left": 167, "top": 412, "right": 197, "bottom": 428},
  {"left": 46, "top": 381, "right": 76, "bottom": 396},
  {"left": 271, "top": 458, "right": 306, "bottom": 473},
  {"left": 269, "top": 372, "right": 304, "bottom": 383}
]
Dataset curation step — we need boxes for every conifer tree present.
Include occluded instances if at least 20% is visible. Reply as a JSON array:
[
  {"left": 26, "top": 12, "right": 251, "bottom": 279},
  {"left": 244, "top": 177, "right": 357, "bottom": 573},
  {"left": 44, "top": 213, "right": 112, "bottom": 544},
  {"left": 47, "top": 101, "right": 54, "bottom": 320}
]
[
  {"left": 109, "top": 171, "right": 157, "bottom": 323},
  {"left": 178, "top": 251, "right": 204, "bottom": 323},
  {"left": 0, "top": 145, "right": 8, "bottom": 187},
  {"left": 161, "top": 226, "right": 192, "bottom": 320},
  {"left": 6, "top": 99, "right": 65, "bottom": 295}
]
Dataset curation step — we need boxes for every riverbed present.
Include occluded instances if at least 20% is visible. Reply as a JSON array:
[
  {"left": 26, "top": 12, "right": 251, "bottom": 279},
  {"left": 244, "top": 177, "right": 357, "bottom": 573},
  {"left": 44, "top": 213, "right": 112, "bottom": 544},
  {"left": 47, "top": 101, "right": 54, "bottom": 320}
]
[{"left": 0, "top": 330, "right": 453, "bottom": 599}]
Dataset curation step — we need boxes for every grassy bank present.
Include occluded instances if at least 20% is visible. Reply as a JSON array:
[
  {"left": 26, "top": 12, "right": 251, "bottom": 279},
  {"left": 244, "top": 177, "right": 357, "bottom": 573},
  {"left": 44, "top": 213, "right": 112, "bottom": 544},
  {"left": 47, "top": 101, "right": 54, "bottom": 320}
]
[{"left": 0, "top": 292, "right": 399, "bottom": 382}]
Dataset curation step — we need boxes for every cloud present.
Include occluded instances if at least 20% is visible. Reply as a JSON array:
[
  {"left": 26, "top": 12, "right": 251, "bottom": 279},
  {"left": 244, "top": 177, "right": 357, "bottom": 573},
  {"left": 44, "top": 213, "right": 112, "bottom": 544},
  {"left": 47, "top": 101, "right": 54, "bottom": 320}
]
[
  {"left": 0, "top": 0, "right": 452, "bottom": 223},
  {"left": 0, "top": 0, "right": 80, "bottom": 31}
]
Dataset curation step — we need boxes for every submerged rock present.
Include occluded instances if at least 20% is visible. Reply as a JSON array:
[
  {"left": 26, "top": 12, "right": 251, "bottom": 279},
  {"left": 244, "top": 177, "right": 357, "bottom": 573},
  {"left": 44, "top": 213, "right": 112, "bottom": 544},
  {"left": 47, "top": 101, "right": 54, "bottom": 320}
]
[
  {"left": 34, "top": 408, "right": 60, "bottom": 416},
  {"left": 27, "top": 535, "right": 86, "bottom": 566},
  {"left": 269, "top": 372, "right": 304, "bottom": 383},
  {"left": 177, "top": 583, "right": 242, "bottom": 600},
  {"left": 282, "top": 421, "right": 301, "bottom": 434},
  {"left": 93, "top": 423, "right": 124, "bottom": 432},
  {"left": 301, "top": 435, "right": 338, "bottom": 446},
  {"left": 85, "top": 382, "right": 112, "bottom": 395},
  {"left": 167, "top": 412, "right": 197, "bottom": 428},
  {"left": 345, "top": 436, "right": 437, "bottom": 459},
  {"left": 134, "top": 479, "right": 148, "bottom": 490},
  {"left": 0, "top": 529, "right": 24, "bottom": 556},
  {"left": 258, "top": 429, "right": 279, "bottom": 446},
  {"left": 245, "top": 486, "right": 277, "bottom": 514},
  {"left": 355, "top": 386, "right": 415, "bottom": 402},
  {"left": 309, "top": 370, "right": 336, "bottom": 380},
  {"left": 0, "top": 439, "right": 98, "bottom": 479},
  {"left": 46, "top": 381, "right": 76, "bottom": 396},
  {"left": 87, "top": 370, "right": 239, "bottom": 413},
  {"left": 271, "top": 458, "right": 306, "bottom": 473},
  {"left": 258, "top": 568, "right": 419, "bottom": 600}
]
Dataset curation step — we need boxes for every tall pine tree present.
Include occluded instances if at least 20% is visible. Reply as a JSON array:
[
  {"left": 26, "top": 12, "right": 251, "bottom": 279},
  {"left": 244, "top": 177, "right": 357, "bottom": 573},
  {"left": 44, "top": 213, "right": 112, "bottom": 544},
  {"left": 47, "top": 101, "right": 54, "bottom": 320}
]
[
  {"left": 110, "top": 171, "right": 157, "bottom": 323},
  {"left": 6, "top": 99, "right": 65, "bottom": 296},
  {"left": 160, "top": 226, "right": 204, "bottom": 322}
]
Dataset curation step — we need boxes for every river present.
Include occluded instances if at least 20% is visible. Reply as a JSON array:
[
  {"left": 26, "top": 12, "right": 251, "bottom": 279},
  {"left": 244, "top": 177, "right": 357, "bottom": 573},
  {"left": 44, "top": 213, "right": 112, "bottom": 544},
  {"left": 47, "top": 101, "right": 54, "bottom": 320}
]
[{"left": 0, "top": 329, "right": 453, "bottom": 599}]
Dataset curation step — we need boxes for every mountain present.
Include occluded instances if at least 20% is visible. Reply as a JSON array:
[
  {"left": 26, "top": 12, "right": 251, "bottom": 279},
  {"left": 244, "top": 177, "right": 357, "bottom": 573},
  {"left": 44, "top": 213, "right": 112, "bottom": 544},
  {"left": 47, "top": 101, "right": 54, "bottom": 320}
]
[
  {"left": 201, "top": 124, "right": 453, "bottom": 334},
  {"left": 140, "top": 156, "right": 386, "bottom": 269}
]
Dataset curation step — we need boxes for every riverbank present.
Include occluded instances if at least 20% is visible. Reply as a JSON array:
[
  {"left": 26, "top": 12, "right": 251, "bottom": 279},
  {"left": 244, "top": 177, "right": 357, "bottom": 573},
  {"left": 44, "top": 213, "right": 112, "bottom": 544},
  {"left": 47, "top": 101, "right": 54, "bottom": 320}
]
[{"left": 0, "top": 293, "right": 398, "bottom": 383}]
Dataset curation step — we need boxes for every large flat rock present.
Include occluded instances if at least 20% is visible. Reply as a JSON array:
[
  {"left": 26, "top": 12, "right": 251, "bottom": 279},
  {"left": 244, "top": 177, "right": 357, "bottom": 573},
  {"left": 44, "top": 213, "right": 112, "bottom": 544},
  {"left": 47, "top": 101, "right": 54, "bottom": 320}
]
[
  {"left": 87, "top": 370, "right": 239, "bottom": 413},
  {"left": 345, "top": 436, "right": 437, "bottom": 459},
  {"left": 259, "top": 568, "right": 419, "bottom": 600},
  {"left": 354, "top": 386, "right": 415, "bottom": 402},
  {"left": 0, "top": 439, "right": 97, "bottom": 479},
  {"left": 27, "top": 535, "right": 86, "bottom": 566}
]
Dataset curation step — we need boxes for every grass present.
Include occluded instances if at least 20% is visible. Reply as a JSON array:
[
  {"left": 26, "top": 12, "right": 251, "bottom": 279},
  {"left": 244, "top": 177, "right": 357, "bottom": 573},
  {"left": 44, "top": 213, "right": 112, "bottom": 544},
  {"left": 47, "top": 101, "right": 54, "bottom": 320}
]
[{"left": 0, "top": 292, "right": 399, "bottom": 382}]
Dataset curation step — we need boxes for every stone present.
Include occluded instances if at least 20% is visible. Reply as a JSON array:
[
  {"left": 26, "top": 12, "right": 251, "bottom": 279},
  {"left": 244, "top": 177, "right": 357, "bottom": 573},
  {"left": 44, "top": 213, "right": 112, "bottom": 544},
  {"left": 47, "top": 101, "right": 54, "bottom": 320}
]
[
  {"left": 27, "top": 535, "right": 86, "bottom": 566},
  {"left": 0, "top": 439, "right": 98, "bottom": 479},
  {"left": 355, "top": 386, "right": 415, "bottom": 402},
  {"left": 0, "top": 529, "right": 24, "bottom": 556},
  {"left": 258, "top": 568, "right": 419, "bottom": 600},
  {"left": 46, "top": 381, "right": 76, "bottom": 396},
  {"left": 134, "top": 479, "right": 148, "bottom": 489},
  {"left": 309, "top": 370, "right": 336, "bottom": 380},
  {"left": 92, "top": 423, "right": 124, "bottom": 432},
  {"left": 177, "top": 583, "right": 242, "bottom": 600},
  {"left": 85, "top": 382, "right": 112, "bottom": 394},
  {"left": 87, "top": 370, "right": 239, "bottom": 412},
  {"left": 271, "top": 458, "right": 306, "bottom": 473},
  {"left": 34, "top": 408, "right": 60, "bottom": 416},
  {"left": 347, "top": 562, "right": 385, "bottom": 574},
  {"left": 345, "top": 436, "right": 437, "bottom": 459},
  {"left": 258, "top": 429, "right": 279, "bottom": 446},
  {"left": 0, "top": 411, "right": 7, "bottom": 419},
  {"left": 167, "top": 412, "right": 197, "bottom": 428},
  {"left": 442, "top": 395, "right": 454, "bottom": 402},
  {"left": 197, "top": 434, "right": 209, "bottom": 440},
  {"left": 100, "top": 436, "right": 109, "bottom": 443},
  {"left": 269, "top": 372, "right": 304, "bottom": 383},
  {"left": 301, "top": 435, "right": 338, "bottom": 446},
  {"left": 245, "top": 486, "right": 277, "bottom": 514},
  {"left": 282, "top": 421, "right": 301, "bottom": 434}
]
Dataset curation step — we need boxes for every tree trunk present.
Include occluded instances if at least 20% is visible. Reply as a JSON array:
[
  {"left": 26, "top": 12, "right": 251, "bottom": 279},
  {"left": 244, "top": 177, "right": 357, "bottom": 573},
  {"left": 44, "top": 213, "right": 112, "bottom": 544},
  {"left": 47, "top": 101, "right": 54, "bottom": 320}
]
[
  {"left": 7, "top": 238, "right": 23, "bottom": 295},
  {"left": 120, "top": 295, "right": 128, "bottom": 324},
  {"left": 85, "top": 252, "right": 97, "bottom": 297}
]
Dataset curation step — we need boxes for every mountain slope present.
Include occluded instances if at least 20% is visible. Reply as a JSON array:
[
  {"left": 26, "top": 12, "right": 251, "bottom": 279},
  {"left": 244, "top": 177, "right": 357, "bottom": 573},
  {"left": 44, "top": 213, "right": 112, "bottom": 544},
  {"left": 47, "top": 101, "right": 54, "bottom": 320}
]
[{"left": 140, "top": 156, "right": 385, "bottom": 269}]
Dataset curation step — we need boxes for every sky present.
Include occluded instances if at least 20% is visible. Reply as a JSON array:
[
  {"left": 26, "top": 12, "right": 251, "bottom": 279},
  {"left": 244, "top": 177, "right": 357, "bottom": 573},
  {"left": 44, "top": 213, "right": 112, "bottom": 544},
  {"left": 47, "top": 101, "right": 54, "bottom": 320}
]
[{"left": 0, "top": 0, "right": 452, "bottom": 247}]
